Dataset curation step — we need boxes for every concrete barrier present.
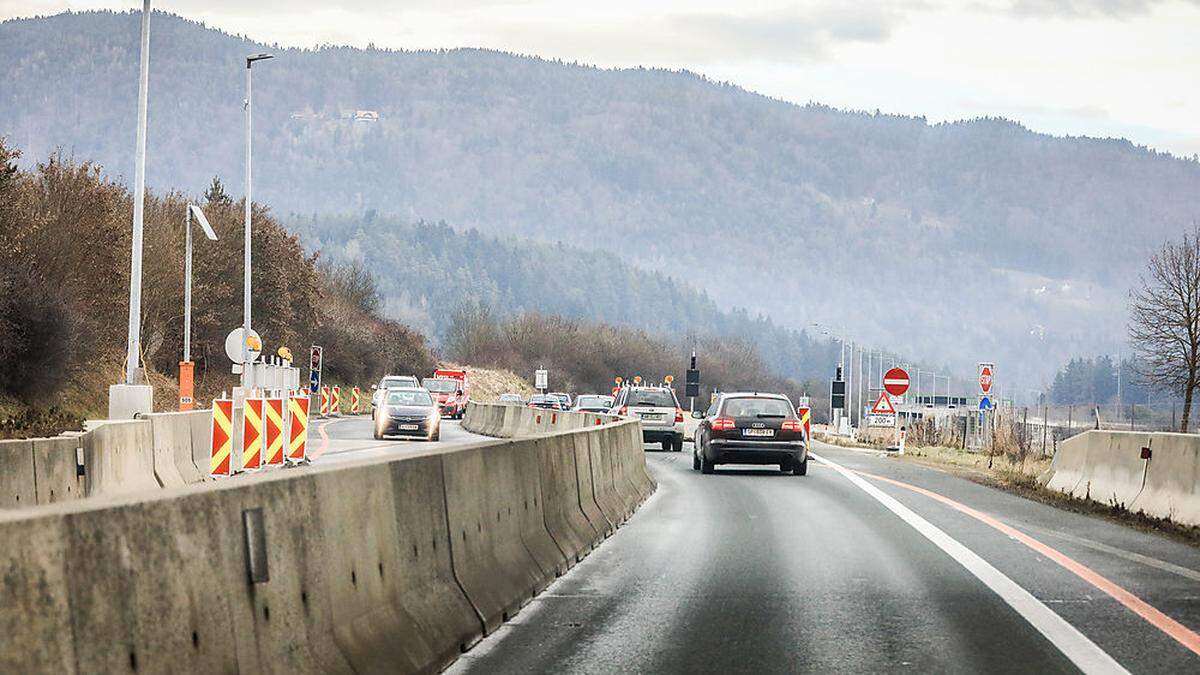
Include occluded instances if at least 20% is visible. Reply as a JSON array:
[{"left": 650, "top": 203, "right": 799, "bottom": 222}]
[
  {"left": 535, "top": 434, "right": 596, "bottom": 564},
  {"left": 31, "top": 437, "right": 82, "bottom": 505},
  {"left": 1045, "top": 432, "right": 1091, "bottom": 495},
  {"left": 81, "top": 419, "right": 159, "bottom": 498},
  {"left": 572, "top": 432, "right": 613, "bottom": 540},
  {"left": 146, "top": 412, "right": 191, "bottom": 488},
  {"left": 1130, "top": 433, "right": 1200, "bottom": 524},
  {"left": 1, "top": 402, "right": 652, "bottom": 673},
  {"left": 386, "top": 455, "right": 483, "bottom": 666},
  {"left": 188, "top": 410, "right": 214, "bottom": 481},
  {"left": 1047, "top": 430, "right": 1149, "bottom": 508},
  {"left": 0, "top": 439, "right": 37, "bottom": 509}
]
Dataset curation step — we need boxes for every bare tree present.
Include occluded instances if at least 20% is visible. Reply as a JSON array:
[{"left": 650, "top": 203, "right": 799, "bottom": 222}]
[{"left": 1129, "top": 226, "right": 1200, "bottom": 431}]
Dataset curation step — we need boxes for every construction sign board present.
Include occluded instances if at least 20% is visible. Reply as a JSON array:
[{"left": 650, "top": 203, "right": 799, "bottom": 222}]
[{"left": 868, "top": 391, "right": 896, "bottom": 427}]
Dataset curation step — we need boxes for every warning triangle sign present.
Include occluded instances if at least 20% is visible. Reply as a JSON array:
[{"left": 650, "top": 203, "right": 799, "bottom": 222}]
[{"left": 871, "top": 392, "right": 896, "bottom": 414}]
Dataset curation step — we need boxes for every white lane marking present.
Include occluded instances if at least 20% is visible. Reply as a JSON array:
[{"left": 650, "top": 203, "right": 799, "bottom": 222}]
[{"left": 811, "top": 452, "right": 1129, "bottom": 675}]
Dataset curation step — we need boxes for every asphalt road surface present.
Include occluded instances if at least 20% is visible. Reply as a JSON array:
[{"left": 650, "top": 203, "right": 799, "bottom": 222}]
[
  {"left": 306, "top": 414, "right": 489, "bottom": 466},
  {"left": 450, "top": 439, "right": 1200, "bottom": 674}
]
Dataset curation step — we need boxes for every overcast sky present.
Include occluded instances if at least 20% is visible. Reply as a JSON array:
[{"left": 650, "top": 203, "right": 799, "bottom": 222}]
[{"left": 4, "top": 0, "right": 1198, "bottom": 157}]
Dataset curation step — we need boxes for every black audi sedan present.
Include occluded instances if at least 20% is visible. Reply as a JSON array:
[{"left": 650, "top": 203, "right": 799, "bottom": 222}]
[
  {"left": 691, "top": 392, "right": 807, "bottom": 475},
  {"left": 374, "top": 387, "right": 441, "bottom": 441}
]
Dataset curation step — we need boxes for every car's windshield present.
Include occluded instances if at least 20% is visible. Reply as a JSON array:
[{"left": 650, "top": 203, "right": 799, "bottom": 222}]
[
  {"left": 722, "top": 397, "right": 792, "bottom": 418},
  {"left": 422, "top": 378, "right": 458, "bottom": 393},
  {"left": 627, "top": 389, "right": 676, "bottom": 408},
  {"left": 386, "top": 390, "right": 433, "bottom": 407}
]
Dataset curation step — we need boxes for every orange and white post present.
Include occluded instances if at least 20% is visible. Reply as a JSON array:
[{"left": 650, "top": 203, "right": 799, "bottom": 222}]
[
  {"left": 332, "top": 386, "right": 341, "bottom": 416},
  {"left": 320, "top": 385, "right": 330, "bottom": 416},
  {"left": 209, "top": 398, "right": 233, "bottom": 477},
  {"left": 287, "top": 394, "right": 310, "bottom": 463},
  {"left": 242, "top": 397, "right": 265, "bottom": 471},
  {"left": 264, "top": 397, "right": 285, "bottom": 466},
  {"left": 351, "top": 386, "right": 361, "bottom": 415}
]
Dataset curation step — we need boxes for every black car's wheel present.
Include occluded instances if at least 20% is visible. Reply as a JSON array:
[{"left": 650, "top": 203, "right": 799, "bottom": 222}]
[
  {"left": 793, "top": 456, "right": 808, "bottom": 476},
  {"left": 672, "top": 437, "right": 684, "bottom": 452},
  {"left": 660, "top": 440, "right": 671, "bottom": 452},
  {"left": 373, "top": 429, "right": 383, "bottom": 441},
  {"left": 701, "top": 454, "right": 715, "bottom": 474},
  {"left": 431, "top": 431, "right": 441, "bottom": 442},
  {"left": 692, "top": 450, "right": 701, "bottom": 470}
]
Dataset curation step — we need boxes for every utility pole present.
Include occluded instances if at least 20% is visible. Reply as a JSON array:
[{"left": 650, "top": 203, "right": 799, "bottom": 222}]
[
  {"left": 109, "top": 0, "right": 154, "bottom": 419},
  {"left": 242, "top": 52, "right": 273, "bottom": 394}
]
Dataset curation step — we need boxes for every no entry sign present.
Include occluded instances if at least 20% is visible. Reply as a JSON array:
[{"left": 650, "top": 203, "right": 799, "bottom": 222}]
[{"left": 883, "top": 368, "right": 910, "bottom": 397}]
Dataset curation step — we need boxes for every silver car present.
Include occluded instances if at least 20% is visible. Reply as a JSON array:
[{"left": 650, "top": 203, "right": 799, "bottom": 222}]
[{"left": 612, "top": 386, "right": 684, "bottom": 451}]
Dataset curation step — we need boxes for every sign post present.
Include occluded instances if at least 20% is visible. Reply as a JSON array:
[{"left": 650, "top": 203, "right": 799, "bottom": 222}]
[
  {"left": 535, "top": 367, "right": 548, "bottom": 393},
  {"left": 685, "top": 351, "right": 700, "bottom": 413},
  {"left": 309, "top": 345, "right": 323, "bottom": 395},
  {"left": 978, "top": 362, "right": 994, "bottom": 396}
]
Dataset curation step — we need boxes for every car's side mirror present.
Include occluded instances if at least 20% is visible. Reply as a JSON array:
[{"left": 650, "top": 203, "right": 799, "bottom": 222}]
[{"left": 691, "top": 410, "right": 705, "bottom": 419}]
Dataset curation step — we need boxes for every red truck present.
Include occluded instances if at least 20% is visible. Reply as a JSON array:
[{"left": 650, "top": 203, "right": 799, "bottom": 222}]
[{"left": 423, "top": 369, "right": 470, "bottom": 419}]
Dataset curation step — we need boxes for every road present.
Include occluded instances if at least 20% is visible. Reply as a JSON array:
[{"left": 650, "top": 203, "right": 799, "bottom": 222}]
[
  {"left": 450, "top": 439, "right": 1200, "bottom": 673},
  {"left": 306, "top": 414, "right": 489, "bottom": 465}
]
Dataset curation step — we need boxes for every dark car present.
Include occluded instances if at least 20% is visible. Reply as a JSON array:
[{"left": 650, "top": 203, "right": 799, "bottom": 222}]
[
  {"left": 692, "top": 393, "right": 807, "bottom": 475},
  {"left": 374, "top": 388, "right": 441, "bottom": 441},
  {"left": 529, "top": 394, "right": 564, "bottom": 410},
  {"left": 572, "top": 394, "right": 615, "bottom": 413}
]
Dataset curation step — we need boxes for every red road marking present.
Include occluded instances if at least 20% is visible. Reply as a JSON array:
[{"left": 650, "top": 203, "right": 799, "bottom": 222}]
[
  {"left": 857, "top": 469, "right": 1200, "bottom": 658},
  {"left": 309, "top": 418, "right": 349, "bottom": 460}
]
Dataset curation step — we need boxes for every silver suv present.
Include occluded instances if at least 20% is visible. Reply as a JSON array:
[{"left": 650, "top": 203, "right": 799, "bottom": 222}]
[
  {"left": 370, "top": 375, "right": 421, "bottom": 419},
  {"left": 612, "top": 386, "right": 684, "bottom": 452}
]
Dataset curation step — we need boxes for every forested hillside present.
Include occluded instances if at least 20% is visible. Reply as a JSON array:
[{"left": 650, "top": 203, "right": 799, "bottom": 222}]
[
  {"left": 293, "top": 214, "right": 839, "bottom": 381},
  {"left": 5, "top": 10, "right": 1199, "bottom": 386}
]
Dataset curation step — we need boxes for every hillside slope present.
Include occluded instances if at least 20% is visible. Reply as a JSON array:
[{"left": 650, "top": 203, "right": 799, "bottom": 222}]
[{"left": 4, "top": 10, "right": 1198, "bottom": 384}]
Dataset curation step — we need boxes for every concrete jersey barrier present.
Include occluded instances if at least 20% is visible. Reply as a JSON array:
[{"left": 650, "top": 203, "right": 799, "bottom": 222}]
[{"left": 1044, "top": 429, "right": 1200, "bottom": 527}]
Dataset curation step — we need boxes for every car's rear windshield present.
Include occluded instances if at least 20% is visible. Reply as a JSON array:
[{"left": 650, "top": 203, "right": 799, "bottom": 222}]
[
  {"left": 576, "top": 395, "right": 610, "bottom": 407},
  {"left": 530, "top": 395, "right": 553, "bottom": 403},
  {"left": 626, "top": 389, "right": 677, "bottom": 408},
  {"left": 386, "top": 390, "right": 433, "bottom": 406},
  {"left": 722, "top": 397, "right": 793, "bottom": 418},
  {"left": 422, "top": 378, "right": 457, "bottom": 393},
  {"left": 381, "top": 377, "right": 415, "bottom": 388}
]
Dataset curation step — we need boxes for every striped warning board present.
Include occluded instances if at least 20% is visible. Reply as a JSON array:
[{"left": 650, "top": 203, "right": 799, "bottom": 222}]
[
  {"left": 798, "top": 406, "right": 812, "bottom": 440},
  {"left": 288, "top": 395, "right": 309, "bottom": 462},
  {"left": 351, "top": 386, "right": 361, "bottom": 414},
  {"left": 332, "top": 386, "right": 341, "bottom": 415},
  {"left": 320, "top": 386, "right": 330, "bottom": 416},
  {"left": 264, "top": 398, "right": 285, "bottom": 466},
  {"left": 210, "top": 398, "right": 233, "bottom": 477},
  {"left": 242, "top": 398, "right": 264, "bottom": 471}
]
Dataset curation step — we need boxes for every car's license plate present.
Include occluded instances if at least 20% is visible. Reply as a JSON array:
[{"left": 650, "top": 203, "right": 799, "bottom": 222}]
[
  {"left": 398, "top": 424, "right": 419, "bottom": 431},
  {"left": 641, "top": 413, "right": 663, "bottom": 420},
  {"left": 742, "top": 428, "right": 774, "bottom": 437}
]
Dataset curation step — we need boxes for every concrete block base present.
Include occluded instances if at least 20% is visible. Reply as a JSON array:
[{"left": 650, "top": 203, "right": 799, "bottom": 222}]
[{"left": 108, "top": 384, "right": 153, "bottom": 420}]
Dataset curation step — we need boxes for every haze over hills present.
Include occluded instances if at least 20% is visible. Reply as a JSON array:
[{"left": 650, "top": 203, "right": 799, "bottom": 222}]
[{"left": 4, "top": 10, "right": 1200, "bottom": 390}]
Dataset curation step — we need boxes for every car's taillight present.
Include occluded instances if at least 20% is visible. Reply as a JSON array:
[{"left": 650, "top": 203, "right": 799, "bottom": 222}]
[
  {"left": 675, "top": 408, "right": 684, "bottom": 423},
  {"left": 712, "top": 417, "right": 735, "bottom": 431},
  {"left": 781, "top": 419, "right": 803, "bottom": 432},
  {"left": 618, "top": 406, "right": 628, "bottom": 417}
]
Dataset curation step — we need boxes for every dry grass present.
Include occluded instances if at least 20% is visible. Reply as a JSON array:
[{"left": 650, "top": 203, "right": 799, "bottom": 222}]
[{"left": 441, "top": 362, "right": 534, "bottom": 402}]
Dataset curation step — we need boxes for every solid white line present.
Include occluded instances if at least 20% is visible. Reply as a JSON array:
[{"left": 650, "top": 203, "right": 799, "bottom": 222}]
[{"left": 810, "top": 452, "right": 1128, "bottom": 675}]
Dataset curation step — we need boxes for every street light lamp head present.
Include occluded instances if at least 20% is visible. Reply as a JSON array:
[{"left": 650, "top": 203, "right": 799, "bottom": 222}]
[{"left": 246, "top": 52, "right": 274, "bottom": 67}]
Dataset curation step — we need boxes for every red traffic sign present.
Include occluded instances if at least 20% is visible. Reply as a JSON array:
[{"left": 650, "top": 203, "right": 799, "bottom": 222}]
[
  {"left": 979, "top": 363, "right": 994, "bottom": 395},
  {"left": 871, "top": 392, "right": 896, "bottom": 415},
  {"left": 883, "top": 368, "right": 910, "bottom": 397}
]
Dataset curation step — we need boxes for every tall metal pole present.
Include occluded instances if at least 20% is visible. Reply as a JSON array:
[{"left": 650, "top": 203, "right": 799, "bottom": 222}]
[
  {"left": 243, "top": 60, "right": 254, "bottom": 392},
  {"left": 183, "top": 205, "right": 193, "bottom": 362},
  {"left": 124, "top": 0, "right": 152, "bottom": 385}
]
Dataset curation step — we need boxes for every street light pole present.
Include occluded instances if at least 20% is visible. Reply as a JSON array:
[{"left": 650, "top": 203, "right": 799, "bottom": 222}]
[
  {"left": 109, "top": 0, "right": 154, "bottom": 419},
  {"left": 180, "top": 204, "right": 217, "bottom": 411},
  {"left": 242, "top": 53, "right": 273, "bottom": 394}
]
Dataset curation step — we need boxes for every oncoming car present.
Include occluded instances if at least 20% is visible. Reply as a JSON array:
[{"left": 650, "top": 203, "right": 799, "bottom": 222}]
[
  {"left": 692, "top": 392, "right": 807, "bottom": 475},
  {"left": 374, "top": 388, "right": 441, "bottom": 441},
  {"left": 612, "top": 386, "right": 684, "bottom": 452}
]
